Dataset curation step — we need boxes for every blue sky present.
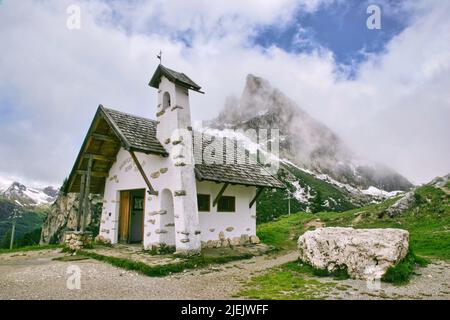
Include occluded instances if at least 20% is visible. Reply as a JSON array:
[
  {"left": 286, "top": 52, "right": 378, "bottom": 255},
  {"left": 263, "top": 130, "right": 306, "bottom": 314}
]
[
  {"left": 97, "top": 0, "right": 412, "bottom": 75},
  {"left": 254, "top": 1, "right": 410, "bottom": 69}
]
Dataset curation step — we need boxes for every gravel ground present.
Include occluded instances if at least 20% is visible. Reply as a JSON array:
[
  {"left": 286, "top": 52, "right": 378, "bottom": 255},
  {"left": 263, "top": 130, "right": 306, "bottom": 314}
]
[
  {"left": 317, "top": 260, "right": 450, "bottom": 300},
  {"left": 0, "top": 249, "right": 297, "bottom": 300},
  {"left": 0, "top": 249, "right": 448, "bottom": 300}
]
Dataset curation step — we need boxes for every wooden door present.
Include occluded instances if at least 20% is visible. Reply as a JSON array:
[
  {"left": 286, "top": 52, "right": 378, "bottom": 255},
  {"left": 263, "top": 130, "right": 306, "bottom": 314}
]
[{"left": 119, "top": 191, "right": 131, "bottom": 243}]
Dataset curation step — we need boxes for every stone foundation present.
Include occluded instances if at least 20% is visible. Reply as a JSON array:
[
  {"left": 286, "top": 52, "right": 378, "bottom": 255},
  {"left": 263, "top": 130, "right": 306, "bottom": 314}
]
[
  {"left": 144, "top": 234, "right": 260, "bottom": 252},
  {"left": 201, "top": 234, "right": 260, "bottom": 249},
  {"left": 94, "top": 234, "right": 111, "bottom": 245},
  {"left": 64, "top": 231, "right": 93, "bottom": 251}
]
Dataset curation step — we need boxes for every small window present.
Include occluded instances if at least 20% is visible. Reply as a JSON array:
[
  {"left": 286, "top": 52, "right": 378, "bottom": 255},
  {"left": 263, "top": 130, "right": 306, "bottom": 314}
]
[
  {"left": 197, "top": 194, "right": 210, "bottom": 212},
  {"left": 217, "top": 196, "right": 235, "bottom": 212},
  {"left": 162, "top": 92, "right": 171, "bottom": 109}
]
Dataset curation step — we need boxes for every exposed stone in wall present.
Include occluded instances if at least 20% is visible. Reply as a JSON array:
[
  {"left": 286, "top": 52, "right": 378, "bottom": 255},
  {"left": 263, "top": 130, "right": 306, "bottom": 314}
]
[
  {"left": 159, "top": 167, "right": 168, "bottom": 174},
  {"left": 150, "top": 171, "right": 160, "bottom": 179},
  {"left": 174, "top": 190, "right": 186, "bottom": 196},
  {"left": 174, "top": 161, "right": 186, "bottom": 167},
  {"left": 164, "top": 138, "right": 171, "bottom": 144},
  {"left": 171, "top": 105, "right": 184, "bottom": 111},
  {"left": 149, "top": 209, "right": 167, "bottom": 216},
  {"left": 109, "top": 175, "right": 119, "bottom": 183},
  {"left": 209, "top": 228, "right": 215, "bottom": 232},
  {"left": 155, "top": 229, "right": 168, "bottom": 234},
  {"left": 172, "top": 137, "right": 183, "bottom": 145},
  {"left": 226, "top": 227, "right": 234, "bottom": 232},
  {"left": 156, "top": 109, "right": 165, "bottom": 117}
]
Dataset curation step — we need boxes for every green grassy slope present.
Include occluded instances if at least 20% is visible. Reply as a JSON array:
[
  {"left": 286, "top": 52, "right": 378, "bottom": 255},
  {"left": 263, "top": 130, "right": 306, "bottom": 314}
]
[
  {"left": 257, "top": 184, "right": 450, "bottom": 260},
  {"left": 256, "top": 163, "right": 356, "bottom": 223},
  {"left": 240, "top": 184, "right": 449, "bottom": 298},
  {"left": 0, "top": 196, "right": 49, "bottom": 248}
]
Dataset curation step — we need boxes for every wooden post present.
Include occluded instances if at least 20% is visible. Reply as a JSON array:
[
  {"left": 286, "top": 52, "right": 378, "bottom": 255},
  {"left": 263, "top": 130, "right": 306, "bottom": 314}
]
[
  {"left": 213, "top": 183, "right": 229, "bottom": 207},
  {"left": 81, "top": 155, "right": 93, "bottom": 233},
  {"left": 77, "top": 174, "right": 86, "bottom": 231},
  {"left": 288, "top": 194, "right": 291, "bottom": 215},
  {"left": 9, "top": 219, "right": 16, "bottom": 250}
]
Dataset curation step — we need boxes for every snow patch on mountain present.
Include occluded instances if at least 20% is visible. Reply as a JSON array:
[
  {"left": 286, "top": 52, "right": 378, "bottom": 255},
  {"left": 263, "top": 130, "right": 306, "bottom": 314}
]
[
  {"left": 291, "top": 181, "right": 313, "bottom": 203},
  {"left": 362, "top": 186, "right": 403, "bottom": 198},
  {"left": 196, "top": 125, "right": 401, "bottom": 203},
  {"left": 0, "top": 179, "right": 58, "bottom": 206}
]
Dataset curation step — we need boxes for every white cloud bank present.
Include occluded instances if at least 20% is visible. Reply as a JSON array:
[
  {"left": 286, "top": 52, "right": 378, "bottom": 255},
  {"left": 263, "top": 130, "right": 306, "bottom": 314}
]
[{"left": 0, "top": 0, "right": 448, "bottom": 186}]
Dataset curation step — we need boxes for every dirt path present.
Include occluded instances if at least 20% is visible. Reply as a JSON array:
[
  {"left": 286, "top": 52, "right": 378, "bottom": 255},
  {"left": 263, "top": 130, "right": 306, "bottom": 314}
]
[
  {"left": 0, "top": 249, "right": 449, "bottom": 300},
  {"left": 0, "top": 249, "right": 298, "bottom": 300}
]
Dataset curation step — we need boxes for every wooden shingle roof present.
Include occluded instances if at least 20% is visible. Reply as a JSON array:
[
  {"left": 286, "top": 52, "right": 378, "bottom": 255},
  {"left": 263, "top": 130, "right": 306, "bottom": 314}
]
[
  {"left": 102, "top": 107, "right": 168, "bottom": 156},
  {"left": 148, "top": 65, "right": 203, "bottom": 93},
  {"left": 193, "top": 132, "right": 285, "bottom": 188},
  {"left": 65, "top": 106, "right": 168, "bottom": 193},
  {"left": 66, "top": 106, "right": 284, "bottom": 193},
  {"left": 195, "top": 164, "right": 285, "bottom": 188}
]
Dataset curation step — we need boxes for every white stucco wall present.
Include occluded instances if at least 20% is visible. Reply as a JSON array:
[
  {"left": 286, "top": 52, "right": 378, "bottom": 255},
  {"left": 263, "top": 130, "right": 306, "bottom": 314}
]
[
  {"left": 99, "top": 149, "right": 258, "bottom": 249},
  {"left": 98, "top": 74, "right": 258, "bottom": 253},
  {"left": 196, "top": 181, "right": 257, "bottom": 242}
]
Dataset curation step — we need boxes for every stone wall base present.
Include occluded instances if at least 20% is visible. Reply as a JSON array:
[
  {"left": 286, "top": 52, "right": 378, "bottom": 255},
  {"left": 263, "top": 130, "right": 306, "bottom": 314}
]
[
  {"left": 143, "top": 234, "right": 260, "bottom": 253},
  {"left": 64, "top": 231, "right": 93, "bottom": 251},
  {"left": 202, "top": 234, "right": 260, "bottom": 249}
]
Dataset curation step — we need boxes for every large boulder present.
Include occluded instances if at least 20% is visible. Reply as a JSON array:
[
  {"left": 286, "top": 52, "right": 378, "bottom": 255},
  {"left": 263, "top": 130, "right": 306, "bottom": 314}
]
[
  {"left": 385, "top": 191, "right": 416, "bottom": 217},
  {"left": 297, "top": 227, "right": 409, "bottom": 280}
]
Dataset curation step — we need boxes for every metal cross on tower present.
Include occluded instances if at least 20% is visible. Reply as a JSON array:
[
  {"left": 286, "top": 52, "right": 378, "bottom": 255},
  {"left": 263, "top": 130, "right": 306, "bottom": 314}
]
[{"left": 157, "top": 50, "right": 162, "bottom": 65}]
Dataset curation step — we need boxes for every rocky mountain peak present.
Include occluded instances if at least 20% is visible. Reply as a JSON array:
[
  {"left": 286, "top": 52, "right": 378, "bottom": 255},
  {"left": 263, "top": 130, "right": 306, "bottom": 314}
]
[
  {"left": 210, "top": 74, "right": 413, "bottom": 192},
  {"left": 4, "top": 181, "right": 27, "bottom": 196},
  {"left": 0, "top": 179, "right": 58, "bottom": 207},
  {"left": 42, "top": 186, "right": 59, "bottom": 198}
]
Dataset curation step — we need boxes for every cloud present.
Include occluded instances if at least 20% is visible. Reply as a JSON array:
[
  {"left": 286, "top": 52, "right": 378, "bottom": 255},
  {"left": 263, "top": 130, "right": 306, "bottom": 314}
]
[{"left": 0, "top": 0, "right": 448, "bottom": 186}]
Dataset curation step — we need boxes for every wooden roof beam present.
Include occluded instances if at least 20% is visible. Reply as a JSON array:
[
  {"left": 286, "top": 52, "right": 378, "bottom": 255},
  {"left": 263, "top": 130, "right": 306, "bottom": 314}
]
[
  {"left": 213, "top": 183, "right": 229, "bottom": 207},
  {"left": 76, "top": 170, "right": 109, "bottom": 178},
  {"left": 91, "top": 133, "right": 118, "bottom": 143},
  {"left": 249, "top": 187, "right": 264, "bottom": 208},
  {"left": 83, "top": 154, "right": 116, "bottom": 162},
  {"left": 129, "top": 150, "right": 158, "bottom": 196}
]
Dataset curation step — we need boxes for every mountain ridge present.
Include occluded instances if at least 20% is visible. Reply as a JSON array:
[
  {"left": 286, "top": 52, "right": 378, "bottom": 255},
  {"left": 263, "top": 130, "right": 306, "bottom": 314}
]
[{"left": 209, "top": 74, "right": 413, "bottom": 192}]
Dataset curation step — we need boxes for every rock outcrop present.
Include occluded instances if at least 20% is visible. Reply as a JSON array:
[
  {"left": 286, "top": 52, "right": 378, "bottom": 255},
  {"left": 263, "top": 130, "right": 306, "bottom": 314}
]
[
  {"left": 386, "top": 191, "right": 416, "bottom": 217},
  {"left": 40, "top": 193, "right": 102, "bottom": 244},
  {"left": 297, "top": 227, "right": 409, "bottom": 280}
]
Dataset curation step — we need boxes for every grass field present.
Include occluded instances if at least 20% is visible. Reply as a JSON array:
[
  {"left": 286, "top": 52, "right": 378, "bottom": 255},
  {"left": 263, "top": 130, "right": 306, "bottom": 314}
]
[{"left": 240, "top": 184, "right": 450, "bottom": 298}]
